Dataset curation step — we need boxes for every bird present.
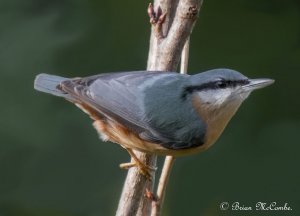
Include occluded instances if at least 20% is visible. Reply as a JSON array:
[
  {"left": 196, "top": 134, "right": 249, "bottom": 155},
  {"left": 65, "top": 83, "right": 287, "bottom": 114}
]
[{"left": 34, "top": 69, "right": 274, "bottom": 178}]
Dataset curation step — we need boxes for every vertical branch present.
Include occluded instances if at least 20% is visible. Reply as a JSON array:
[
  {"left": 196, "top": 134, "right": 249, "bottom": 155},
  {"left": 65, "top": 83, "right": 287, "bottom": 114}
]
[
  {"left": 116, "top": 1, "right": 203, "bottom": 216},
  {"left": 116, "top": 153, "right": 156, "bottom": 216},
  {"left": 180, "top": 37, "right": 190, "bottom": 74},
  {"left": 150, "top": 156, "right": 175, "bottom": 216},
  {"left": 151, "top": 34, "right": 191, "bottom": 216}
]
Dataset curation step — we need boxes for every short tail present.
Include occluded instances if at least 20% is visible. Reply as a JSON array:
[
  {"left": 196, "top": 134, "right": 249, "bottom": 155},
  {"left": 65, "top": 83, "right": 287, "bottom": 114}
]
[{"left": 34, "top": 73, "right": 71, "bottom": 99}]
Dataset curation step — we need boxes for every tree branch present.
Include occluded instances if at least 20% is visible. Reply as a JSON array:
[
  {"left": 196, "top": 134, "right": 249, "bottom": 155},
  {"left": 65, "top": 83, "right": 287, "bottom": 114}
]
[
  {"left": 116, "top": 1, "right": 203, "bottom": 215},
  {"left": 147, "top": 0, "right": 203, "bottom": 71},
  {"left": 180, "top": 37, "right": 190, "bottom": 74},
  {"left": 150, "top": 156, "right": 176, "bottom": 216},
  {"left": 151, "top": 35, "right": 191, "bottom": 216}
]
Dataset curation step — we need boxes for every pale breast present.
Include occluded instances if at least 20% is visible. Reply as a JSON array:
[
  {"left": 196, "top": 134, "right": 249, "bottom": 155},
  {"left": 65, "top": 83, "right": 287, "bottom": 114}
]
[{"left": 192, "top": 95, "right": 241, "bottom": 149}]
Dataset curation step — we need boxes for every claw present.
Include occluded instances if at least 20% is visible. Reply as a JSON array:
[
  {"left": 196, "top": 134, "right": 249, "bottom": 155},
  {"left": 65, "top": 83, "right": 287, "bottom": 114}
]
[
  {"left": 119, "top": 162, "right": 136, "bottom": 169},
  {"left": 120, "top": 161, "right": 154, "bottom": 180},
  {"left": 120, "top": 148, "right": 157, "bottom": 180}
]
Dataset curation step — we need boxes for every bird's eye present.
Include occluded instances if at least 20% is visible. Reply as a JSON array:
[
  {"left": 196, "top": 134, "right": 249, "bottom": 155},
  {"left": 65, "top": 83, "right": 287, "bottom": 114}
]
[{"left": 216, "top": 80, "right": 228, "bottom": 89}]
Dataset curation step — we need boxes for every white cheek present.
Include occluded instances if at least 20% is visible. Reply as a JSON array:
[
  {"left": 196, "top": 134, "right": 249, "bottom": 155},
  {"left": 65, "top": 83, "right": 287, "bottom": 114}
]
[{"left": 198, "top": 89, "right": 232, "bottom": 107}]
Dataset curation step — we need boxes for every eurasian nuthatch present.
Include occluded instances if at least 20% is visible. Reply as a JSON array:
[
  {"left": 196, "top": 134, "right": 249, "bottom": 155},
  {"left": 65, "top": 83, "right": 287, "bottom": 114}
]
[{"left": 34, "top": 69, "right": 274, "bottom": 176}]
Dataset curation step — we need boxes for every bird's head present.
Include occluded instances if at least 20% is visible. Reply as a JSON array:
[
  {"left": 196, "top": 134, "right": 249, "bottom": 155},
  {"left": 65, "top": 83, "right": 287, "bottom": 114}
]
[
  {"left": 182, "top": 68, "right": 274, "bottom": 147},
  {"left": 186, "top": 69, "right": 274, "bottom": 113}
]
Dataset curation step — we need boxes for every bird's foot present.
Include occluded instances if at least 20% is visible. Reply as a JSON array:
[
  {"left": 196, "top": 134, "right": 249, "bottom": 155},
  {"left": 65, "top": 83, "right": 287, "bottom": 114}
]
[
  {"left": 120, "top": 148, "right": 157, "bottom": 180},
  {"left": 120, "top": 160, "right": 156, "bottom": 181}
]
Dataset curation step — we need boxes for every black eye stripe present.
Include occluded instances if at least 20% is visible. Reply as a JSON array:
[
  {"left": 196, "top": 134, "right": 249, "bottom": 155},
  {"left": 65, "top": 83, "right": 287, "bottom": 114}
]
[
  {"left": 181, "top": 79, "right": 249, "bottom": 99},
  {"left": 216, "top": 80, "right": 249, "bottom": 88}
]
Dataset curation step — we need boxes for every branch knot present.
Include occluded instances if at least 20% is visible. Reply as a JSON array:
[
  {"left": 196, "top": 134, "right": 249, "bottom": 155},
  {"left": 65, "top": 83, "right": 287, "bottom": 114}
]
[
  {"left": 147, "top": 3, "right": 167, "bottom": 39},
  {"left": 186, "top": 5, "right": 199, "bottom": 19}
]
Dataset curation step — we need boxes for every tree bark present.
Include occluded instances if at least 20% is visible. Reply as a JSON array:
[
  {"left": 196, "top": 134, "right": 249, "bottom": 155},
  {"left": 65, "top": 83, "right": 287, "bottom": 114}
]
[{"left": 116, "top": 1, "right": 203, "bottom": 215}]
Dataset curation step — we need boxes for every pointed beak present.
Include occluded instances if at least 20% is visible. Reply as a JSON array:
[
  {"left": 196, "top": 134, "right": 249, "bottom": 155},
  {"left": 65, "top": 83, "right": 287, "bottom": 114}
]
[{"left": 242, "top": 78, "right": 275, "bottom": 92}]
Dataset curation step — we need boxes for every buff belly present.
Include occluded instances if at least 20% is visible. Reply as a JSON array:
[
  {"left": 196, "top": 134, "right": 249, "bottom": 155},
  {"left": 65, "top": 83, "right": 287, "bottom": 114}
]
[
  {"left": 75, "top": 101, "right": 233, "bottom": 157},
  {"left": 92, "top": 118, "right": 210, "bottom": 157}
]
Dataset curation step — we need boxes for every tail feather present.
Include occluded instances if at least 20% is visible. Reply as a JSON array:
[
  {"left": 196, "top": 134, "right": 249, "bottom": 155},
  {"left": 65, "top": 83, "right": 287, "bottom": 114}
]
[{"left": 34, "top": 73, "right": 71, "bottom": 99}]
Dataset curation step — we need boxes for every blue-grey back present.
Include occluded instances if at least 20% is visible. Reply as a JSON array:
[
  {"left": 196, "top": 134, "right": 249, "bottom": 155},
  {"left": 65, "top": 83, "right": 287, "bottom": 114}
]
[{"left": 76, "top": 71, "right": 207, "bottom": 148}]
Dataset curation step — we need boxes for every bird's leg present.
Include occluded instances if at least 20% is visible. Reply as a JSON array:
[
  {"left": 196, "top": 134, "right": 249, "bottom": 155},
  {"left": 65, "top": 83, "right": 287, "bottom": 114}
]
[{"left": 120, "top": 148, "right": 157, "bottom": 180}]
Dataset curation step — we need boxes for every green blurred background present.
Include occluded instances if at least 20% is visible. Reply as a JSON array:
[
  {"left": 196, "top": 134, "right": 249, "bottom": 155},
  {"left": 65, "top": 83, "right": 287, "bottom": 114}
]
[{"left": 0, "top": 0, "right": 299, "bottom": 215}]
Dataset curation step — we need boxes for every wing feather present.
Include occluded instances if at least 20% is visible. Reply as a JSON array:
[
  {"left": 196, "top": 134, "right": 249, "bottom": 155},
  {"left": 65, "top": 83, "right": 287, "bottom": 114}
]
[
  {"left": 59, "top": 71, "right": 205, "bottom": 149},
  {"left": 60, "top": 71, "right": 178, "bottom": 136}
]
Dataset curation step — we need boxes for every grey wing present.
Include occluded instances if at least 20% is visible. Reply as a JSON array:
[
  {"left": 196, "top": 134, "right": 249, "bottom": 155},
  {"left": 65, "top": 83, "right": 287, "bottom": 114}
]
[{"left": 60, "top": 71, "right": 181, "bottom": 138}]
